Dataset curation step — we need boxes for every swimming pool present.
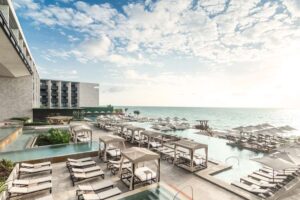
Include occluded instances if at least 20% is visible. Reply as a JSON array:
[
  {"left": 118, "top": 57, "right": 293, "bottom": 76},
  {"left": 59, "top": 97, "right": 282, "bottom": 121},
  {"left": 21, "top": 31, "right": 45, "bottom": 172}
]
[
  {"left": 0, "top": 127, "right": 18, "bottom": 141},
  {"left": 0, "top": 141, "right": 99, "bottom": 162},
  {"left": 129, "top": 122, "right": 263, "bottom": 183}
]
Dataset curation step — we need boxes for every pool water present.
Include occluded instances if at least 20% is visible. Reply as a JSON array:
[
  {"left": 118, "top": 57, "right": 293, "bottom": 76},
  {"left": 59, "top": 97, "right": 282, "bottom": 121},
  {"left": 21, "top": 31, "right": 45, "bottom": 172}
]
[
  {"left": 129, "top": 122, "right": 263, "bottom": 183},
  {"left": 0, "top": 141, "right": 99, "bottom": 162},
  {"left": 1, "top": 131, "right": 38, "bottom": 152},
  {"left": 0, "top": 127, "right": 18, "bottom": 141},
  {"left": 120, "top": 186, "right": 176, "bottom": 200}
]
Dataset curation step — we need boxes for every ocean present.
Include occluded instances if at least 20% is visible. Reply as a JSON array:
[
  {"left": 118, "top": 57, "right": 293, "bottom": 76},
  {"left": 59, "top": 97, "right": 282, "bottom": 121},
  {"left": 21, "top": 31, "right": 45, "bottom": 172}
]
[{"left": 116, "top": 106, "right": 300, "bottom": 131}]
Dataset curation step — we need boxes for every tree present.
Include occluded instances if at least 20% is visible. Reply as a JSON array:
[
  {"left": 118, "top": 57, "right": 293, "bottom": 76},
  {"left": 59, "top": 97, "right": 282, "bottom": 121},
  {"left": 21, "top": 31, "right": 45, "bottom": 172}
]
[{"left": 133, "top": 110, "right": 140, "bottom": 117}]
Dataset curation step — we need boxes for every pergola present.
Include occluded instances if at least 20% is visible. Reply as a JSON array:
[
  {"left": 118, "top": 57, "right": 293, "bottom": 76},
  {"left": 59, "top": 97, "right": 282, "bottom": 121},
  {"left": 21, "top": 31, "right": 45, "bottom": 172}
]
[
  {"left": 118, "top": 147, "right": 160, "bottom": 190},
  {"left": 173, "top": 139, "right": 208, "bottom": 172},
  {"left": 125, "top": 126, "right": 145, "bottom": 143},
  {"left": 139, "top": 130, "right": 162, "bottom": 148},
  {"left": 98, "top": 135, "right": 126, "bottom": 161},
  {"left": 72, "top": 125, "right": 93, "bottom": 143}
]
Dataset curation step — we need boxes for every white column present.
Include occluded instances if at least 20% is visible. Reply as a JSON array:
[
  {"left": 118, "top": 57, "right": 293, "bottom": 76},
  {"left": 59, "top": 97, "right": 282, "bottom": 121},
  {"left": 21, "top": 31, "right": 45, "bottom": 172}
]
[
  {"left": 57, "top": 81, "right": 62, "bottom": 108},
  {"left": 67, "top": 82, "right": 72, "bottom": 108}
]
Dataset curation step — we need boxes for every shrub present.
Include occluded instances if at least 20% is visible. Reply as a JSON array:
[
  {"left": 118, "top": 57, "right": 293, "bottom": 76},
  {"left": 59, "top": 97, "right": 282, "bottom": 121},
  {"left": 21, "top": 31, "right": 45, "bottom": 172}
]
[
  {"left": 9, "top": 117, "right": 31, "bottom": 123},
  {"left": 36, "top": 129, "right": 70, "bottom": 146},
  {"left": 0, "top": 159, "right": 14, "bottom": 191},
  {"left": 24, "top": 121, "right": 50, "bottom": 126}
]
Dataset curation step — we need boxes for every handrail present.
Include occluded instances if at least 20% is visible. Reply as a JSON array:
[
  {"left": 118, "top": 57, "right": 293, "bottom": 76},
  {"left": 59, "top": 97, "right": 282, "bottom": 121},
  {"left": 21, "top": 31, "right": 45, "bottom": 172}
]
[{"left": 173, "top": 185, "right": 194, "bottom": 200}]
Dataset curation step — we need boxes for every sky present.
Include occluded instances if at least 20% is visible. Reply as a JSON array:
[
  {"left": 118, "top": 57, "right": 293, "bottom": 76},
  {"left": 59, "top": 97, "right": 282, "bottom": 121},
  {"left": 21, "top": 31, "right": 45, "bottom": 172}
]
[{"left": 13, "top": 0, "right": 300, "bottom": 108}]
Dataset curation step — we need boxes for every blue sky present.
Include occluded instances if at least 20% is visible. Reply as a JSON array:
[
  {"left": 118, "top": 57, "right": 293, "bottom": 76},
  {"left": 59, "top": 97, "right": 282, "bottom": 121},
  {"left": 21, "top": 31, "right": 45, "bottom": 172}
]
[{"left": 13, "top": 0, "right": 300, "bottom": 107}]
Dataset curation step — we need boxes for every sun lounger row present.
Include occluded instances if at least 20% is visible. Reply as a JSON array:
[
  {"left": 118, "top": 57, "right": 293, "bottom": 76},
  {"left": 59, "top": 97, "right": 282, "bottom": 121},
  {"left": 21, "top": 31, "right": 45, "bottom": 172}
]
[
  {"left": 67, "top": 157, "right": 105, "bottom": 186},
  {"left": 232, "top": 166, "right": 299, "bottom": 198},
  {"left": 8, "top": 162, "right": 53, "bottom": 199}
]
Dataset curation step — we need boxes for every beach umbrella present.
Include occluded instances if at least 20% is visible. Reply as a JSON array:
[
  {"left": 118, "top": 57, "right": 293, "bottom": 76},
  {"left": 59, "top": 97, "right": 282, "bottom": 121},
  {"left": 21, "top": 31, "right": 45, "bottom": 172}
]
[
  {"left": 261, "top": 123, "right": 274, "bottom": 129},
  {"left": 157, "top": 118, "right": 163, "bottom": 121},
  {"left": 181, "top": 118, "right": 187, "bottom": 121},
  {"left": 173, "top": 117, "right": 179, "bottom": 121},
  {"left": 94, "top": 111, "right": 99, "bottom": 114}
]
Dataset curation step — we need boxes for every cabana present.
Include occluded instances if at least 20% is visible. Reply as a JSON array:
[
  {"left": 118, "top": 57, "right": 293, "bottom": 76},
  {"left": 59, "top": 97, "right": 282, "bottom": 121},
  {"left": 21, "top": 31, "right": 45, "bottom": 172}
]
[
  {"left": 125, "top": 126, "right": 145, "bottom": 143},
  {"left": 118, "top": 147, "right": 160, "bottom": 190},
  {"left": 98, "top": 135, "right": 126, "bottom": 161},
  {"left": 173, "top": 139, "right": 208, "bottom": 172},
  {"left": 139, "top": 131, "right": 163, "bottom": 148},
  {"left": 73, "top": 125, "right": 93, "bottom": 143}
]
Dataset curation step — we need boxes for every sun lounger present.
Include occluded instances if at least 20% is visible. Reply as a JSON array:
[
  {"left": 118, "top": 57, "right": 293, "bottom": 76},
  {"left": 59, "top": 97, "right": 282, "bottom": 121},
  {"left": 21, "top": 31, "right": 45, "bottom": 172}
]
[
  {"left": 261, "top": 167, "right": 296, "bottom": 176},
  {"left": 68, "top": 160, "right": 96, "bottom": 169},
  {"left": 8, "top": 182, "right": 52, "bottom": 199},
  {"left": 67, "top": 157, "right": 93, "bottom": 163},
  {"left": 71, "top": 170, "right": 105, "bottom": 186},
  {"left": 110, "top": 163, "right": 132, "bottom": 175},
  {"left": 35, "top": 194, "right": 53, "bottom": 200},
  {"left": 79, "top": 187, "right": 121, "bottom": 200},
  {"left": 19, "top": 166, "right": 52, "bottom": 177},
  {"left": 240, "top": 177, "right": 277, "bottom": 189},
  {"left": 232, "top": 181, "right": 272, "bottom": 197},
  {"left": 254, "top": 171, "right": 287, "bottom": 180},
  {"left": 135, "top": 167, "right": 156, "bottom": 182},
  {"left": 107, "top": 159, "right": 129, "bottom": 169},
  {"left": 149, "top": 141, "right": 161, "bottom": 148},
  {"left": 71, "top": 166, "right": 101, "bottom": 173},
  {"left": 13, "top": 176, "right": 51, "bottom": 186},
  {"left": 21, "top": 162, "right": 51, "bottom": 168},
  {"left": 106, "top": 149, "right": 121, "bottom": 158},
  {"left": 249, "top": 174, "right": 284, "bottom": 184},
  {"left": 76, "top": 180, "right": 114, "bottom": 195}
]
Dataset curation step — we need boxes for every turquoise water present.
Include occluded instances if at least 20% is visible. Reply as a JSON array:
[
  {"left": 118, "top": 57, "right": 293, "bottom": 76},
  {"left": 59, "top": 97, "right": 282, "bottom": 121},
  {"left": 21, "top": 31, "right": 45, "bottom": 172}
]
[
  {"left": 0, "top": 141, "right": 98, "bottom": 162},
  {"left": 129, "top": 122, "right": 263, "bottom": 184},
  {"left": 1, "top": 130, "right": 38, "bottom": 152},
  {"left": 120, "top": 186, "right": 176, "bottom": 200},
  {"left": 118, "top": 107, "right": 300, "bottom": 131},
  {"left": 0, "top": 127, "right": 18, "bottom": 141}
]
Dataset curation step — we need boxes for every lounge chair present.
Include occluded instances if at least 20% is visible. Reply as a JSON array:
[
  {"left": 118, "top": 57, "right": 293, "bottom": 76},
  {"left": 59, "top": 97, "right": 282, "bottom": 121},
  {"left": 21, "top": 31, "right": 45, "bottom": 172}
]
[
  {"left": 254, "top": 171, "right": 287, "bottom": 180},
  {"left": 19, "top": 166, "right": 52, "bottom": 177},
  {"left": 106, "top": 149, "right": 121, "bottom": 158},
  {"left": 35, "top": 195, "right": 53, "bottom": 200},
  {"left": 68, "top": 160, "right": 96, "bottom": 170},
  {"left": 79, "top": 187, "right": 121, "bottom": 200},
  {"left": 71, "top": 166, "right": 102, "bottom": 173},
  {"left": 76, "top": 179, "right": 114, "bottom": 196},
  {"left": 21, "top": 162, "right": 51, "bottom": 168},
  {"left": 149, "top": 141, "right": 161, "bottom": 148},
  {"left": 249, "top": 174, "right": 284, "bottom": 184},
  {"left": 232, "top": 181, "right": 272, "bottom": 197},
  {"left": 240, "top": 177, "right": 277, "bottom": 189},
  {"left": 71, "top": 170, "right": 105, "bottom": 186},
  {"left": 260, "top": 167, "right": 296, "bottom": 176},
  {"left": 107, "top": 159, "right": 129, "bottom": 169},
  {"left": 13, "top": 176, "right": 51, "bottom": 186},
  {"left": 67, "top": 157, "right": 93, "bottom": 163},
  {"left": 135, "top": 167, "right": 156, "bottom": 182},
  {"left": 8, "top": 182, "right": 52, "bottom": 199},
  {"left": 110, "top": 163, "right": 132, "bottom": 175}
]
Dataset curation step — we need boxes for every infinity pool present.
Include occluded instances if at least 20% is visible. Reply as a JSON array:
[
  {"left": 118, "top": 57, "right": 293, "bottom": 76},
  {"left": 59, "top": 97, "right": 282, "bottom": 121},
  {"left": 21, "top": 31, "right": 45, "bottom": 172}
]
[
  {"left": 0, "top": 141, "right": 99, "bottom": 162},
  {"left": 129, "top": 122, "right": 263, "bottom": 184}
]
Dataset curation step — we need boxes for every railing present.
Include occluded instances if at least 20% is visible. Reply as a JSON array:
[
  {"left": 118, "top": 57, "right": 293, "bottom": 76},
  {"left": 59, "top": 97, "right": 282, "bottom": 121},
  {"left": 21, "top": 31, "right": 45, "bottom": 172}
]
[
  {"left": 173, "top": 185, "right": 194, "bottom": 200},
  {"left": 0, "top": 11, "right": 33, "bottom": 75}
]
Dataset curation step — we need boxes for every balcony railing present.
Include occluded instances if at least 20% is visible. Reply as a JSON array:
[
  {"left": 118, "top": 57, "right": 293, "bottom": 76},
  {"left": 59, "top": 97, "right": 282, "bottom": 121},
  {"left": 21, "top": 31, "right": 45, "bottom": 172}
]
[{"left": 0, "top": 11, "right": 33, "bottom": 74}]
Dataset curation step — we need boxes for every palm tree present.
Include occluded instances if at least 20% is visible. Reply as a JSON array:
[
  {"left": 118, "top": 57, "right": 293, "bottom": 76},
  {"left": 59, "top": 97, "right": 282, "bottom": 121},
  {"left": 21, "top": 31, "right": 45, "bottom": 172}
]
[{"left": 133, "top": 110, "right": 140, "bottom": 118}]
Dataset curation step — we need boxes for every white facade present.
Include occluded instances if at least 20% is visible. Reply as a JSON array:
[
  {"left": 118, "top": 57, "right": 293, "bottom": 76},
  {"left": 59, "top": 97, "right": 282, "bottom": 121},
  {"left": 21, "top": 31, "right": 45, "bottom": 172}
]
[
  {"left": 0, "top": 0, "right": 40, "bottom": 121},
  {"left": 40, "top": 79, "right": 99, "bottom": 108}
]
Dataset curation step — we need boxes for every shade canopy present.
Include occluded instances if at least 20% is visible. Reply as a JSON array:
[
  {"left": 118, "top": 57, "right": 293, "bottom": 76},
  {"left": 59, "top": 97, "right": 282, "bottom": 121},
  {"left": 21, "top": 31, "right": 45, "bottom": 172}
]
[
  {"left": 126, "top": 126, "right": 145, "bottom": 132},
  {"left": 172, "top": 139, "right": 208, "bottom": 151},
  {"left": 73, "top": 125, "right": 92, "bottom": 132},
  {"left": 252, "top": 154, "right": 297, "bottom": 170},
  {"left": 99, "top": 134, "right": 125, "bottom": 144},
  {"left": 121, "top": 147, "right": 160, "bottom": 163},
  {"left": 140, "top": 130, "right": 162, "bottom": 138}
]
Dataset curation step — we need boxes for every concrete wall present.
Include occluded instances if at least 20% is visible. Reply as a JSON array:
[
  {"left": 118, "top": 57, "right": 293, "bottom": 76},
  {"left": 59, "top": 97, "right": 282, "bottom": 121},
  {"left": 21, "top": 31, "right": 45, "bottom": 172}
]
[
  {"left": 0, "top": 75, "right": 34, "bottom": 120},
  {"left": 78, "top": 83, "right": 99, "bottom": 107}
]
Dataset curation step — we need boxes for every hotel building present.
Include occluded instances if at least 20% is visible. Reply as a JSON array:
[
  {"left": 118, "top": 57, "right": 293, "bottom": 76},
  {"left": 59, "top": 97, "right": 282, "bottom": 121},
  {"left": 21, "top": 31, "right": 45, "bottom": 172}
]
[{"left": 0, "top": 0, "right": 99, "bottom": 121}]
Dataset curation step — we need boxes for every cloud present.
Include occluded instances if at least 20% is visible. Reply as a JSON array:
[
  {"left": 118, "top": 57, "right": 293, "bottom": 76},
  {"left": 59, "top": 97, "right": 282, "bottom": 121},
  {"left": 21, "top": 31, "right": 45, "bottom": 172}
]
[{"left": 16, "top": 0, "right": 300, "bottom": 67}]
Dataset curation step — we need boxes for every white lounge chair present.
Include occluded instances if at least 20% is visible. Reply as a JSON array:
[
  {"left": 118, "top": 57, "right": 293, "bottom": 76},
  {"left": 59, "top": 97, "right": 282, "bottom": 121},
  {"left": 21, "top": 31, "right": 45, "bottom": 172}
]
[
  {"left": 13, "top": 176, "right": 51, "bottom": 186},
  {"left": 68, "top": 160, "right": 96, "bottom": 169},
  {"left": 19, "top": 166, "right": 52, "bottom": 177},
  {"left": 80, "top": 187, "right": 121, "bottom": 200},
  {"left": 241, "top": 177, "right": 277, "bottom": 189},
  {"left": 249, "top": 174, "right": 284, "bottom": 184},
  {"left": 67, "top": 157, "right": 93, "bottom": 163},
  {"left": 71, "top": 166, "right": 101, "bottom": 173},
  {"left": 8, "top": 182, "right": 52, "bottom": 199},
  {"left": 71, "top": 170, "right": 105, "bottom": 186},
  {"left": 135, "top": 167, "right": 157, "bottom": 182},
  {"left": 254, "top": 171, "right": 287, "bottom": 180},
  {"left": 76, "top": 179, "right": 114, "bottom": 195},
  {"left": 21, "top": 162, "right": 51, "bottom": 168},
  {"left": 232, "top": 181, "right": 272, "bottom": 197}
]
